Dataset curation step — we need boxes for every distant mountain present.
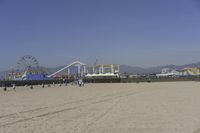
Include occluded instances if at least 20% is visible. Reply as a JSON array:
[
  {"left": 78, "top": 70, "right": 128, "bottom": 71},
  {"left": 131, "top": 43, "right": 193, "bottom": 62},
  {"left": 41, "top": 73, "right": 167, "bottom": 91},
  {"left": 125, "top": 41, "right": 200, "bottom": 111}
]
[
  {"left": 119, "top": 64, "right": 177, "bottom": 74},
  {"left": 1, "top": 61, "right": 200, "bottom": 78},
  {"left": 119, "top": 62, "right": 200, "bottom": 74},
  {"left": 0, "top": 70, "right": 9, "bottom": 80},
  {"left": 176, "top": 62, "right": 200, "bottom": 69},
  {"left": 119, "top": 65, "right": 146, "bottom": 74},
  {"left": 145, "top": 64, "right": 177, "bottom": 74}
]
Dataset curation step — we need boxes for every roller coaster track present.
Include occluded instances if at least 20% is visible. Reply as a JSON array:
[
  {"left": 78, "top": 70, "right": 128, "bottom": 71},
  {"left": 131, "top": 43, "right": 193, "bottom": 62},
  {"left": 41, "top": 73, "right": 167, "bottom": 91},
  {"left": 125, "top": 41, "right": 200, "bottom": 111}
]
[{"left": 48, "top": 61, "right": 86, "bottom": 77}]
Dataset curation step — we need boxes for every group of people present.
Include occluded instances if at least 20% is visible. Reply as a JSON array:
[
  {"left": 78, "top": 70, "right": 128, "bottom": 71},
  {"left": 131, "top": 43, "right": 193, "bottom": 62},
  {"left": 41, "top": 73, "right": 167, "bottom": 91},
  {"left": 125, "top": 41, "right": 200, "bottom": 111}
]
[
  {"left": 69, "top": 78, "right": 84, "bottom": 87},
  {"left": 2, "top": 83, "right": 16, "bottom": 91},
  {"left": 1, "top": 78, "right": 85, "bottom": 91}
]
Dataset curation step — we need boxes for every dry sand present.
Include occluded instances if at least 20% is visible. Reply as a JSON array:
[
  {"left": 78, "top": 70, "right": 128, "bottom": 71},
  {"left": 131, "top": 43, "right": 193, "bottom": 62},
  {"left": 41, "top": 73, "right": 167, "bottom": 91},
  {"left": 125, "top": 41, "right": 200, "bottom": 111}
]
[{"left": 0, "top": 82, "right": 200, "bottom": 133}]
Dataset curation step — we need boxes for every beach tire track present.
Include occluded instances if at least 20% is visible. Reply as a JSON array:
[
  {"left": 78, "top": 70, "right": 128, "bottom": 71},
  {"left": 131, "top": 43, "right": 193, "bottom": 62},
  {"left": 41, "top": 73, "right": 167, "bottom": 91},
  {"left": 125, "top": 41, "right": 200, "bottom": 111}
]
[
  {"left": 0, "top": 89, "right": 134, "bottom": 120},
  {"left": 0, "top": 87, "right": 154, "bottom": 128},
  {"left": 82, "top": 99, "right": 121, "bottom": 133}
]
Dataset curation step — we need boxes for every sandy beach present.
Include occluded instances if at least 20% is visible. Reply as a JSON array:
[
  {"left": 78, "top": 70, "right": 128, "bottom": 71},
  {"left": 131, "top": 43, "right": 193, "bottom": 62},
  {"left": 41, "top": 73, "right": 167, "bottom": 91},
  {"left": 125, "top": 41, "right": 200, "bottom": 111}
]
[{"left": 1, "top": 82, "right": 200, "bottom": 133}]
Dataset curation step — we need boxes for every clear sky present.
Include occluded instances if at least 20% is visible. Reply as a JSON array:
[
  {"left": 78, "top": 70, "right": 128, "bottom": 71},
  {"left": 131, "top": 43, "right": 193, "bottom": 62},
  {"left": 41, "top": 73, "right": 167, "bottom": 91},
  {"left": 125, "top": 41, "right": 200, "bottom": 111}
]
[{"left": 0, "top": 0, "right": 200, "bottom": 71}]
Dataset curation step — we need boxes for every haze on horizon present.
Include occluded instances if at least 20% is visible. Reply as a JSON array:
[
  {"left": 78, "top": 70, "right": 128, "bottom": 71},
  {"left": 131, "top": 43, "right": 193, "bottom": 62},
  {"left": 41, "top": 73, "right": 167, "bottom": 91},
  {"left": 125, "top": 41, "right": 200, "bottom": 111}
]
[{"left": 0, "top": 0, "right": 200, "bottom": 71}]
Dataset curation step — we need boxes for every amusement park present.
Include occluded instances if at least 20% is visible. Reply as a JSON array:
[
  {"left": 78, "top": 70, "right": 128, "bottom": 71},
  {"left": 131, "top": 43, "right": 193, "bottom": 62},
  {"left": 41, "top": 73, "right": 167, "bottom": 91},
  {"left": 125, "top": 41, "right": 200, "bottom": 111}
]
[
  {"left": 5, "top": 55, "right": 120, "bottom": 81},
  {"left": 1, "top": 55, "right": 200, "bottom": 87}
]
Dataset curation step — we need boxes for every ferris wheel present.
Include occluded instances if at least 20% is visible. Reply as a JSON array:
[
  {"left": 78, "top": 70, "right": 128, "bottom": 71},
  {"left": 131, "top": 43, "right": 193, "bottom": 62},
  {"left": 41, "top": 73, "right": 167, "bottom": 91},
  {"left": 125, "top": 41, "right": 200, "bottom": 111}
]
[{"left": 16, "top": 55, "right": 39, "bottom": 72}]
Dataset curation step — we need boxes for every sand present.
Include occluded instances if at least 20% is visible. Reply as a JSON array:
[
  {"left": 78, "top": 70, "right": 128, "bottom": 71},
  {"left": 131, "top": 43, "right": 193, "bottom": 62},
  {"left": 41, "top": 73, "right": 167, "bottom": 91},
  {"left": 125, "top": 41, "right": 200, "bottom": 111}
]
[{"left": 0, "top": 82, "right": 200, "bottom": 133}]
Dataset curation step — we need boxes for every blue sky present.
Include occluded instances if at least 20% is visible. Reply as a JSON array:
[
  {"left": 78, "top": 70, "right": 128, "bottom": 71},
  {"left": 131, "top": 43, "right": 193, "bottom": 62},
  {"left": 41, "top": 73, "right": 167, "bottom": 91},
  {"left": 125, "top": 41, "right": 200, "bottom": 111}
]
[{"left": 0, "top": 0, "right": 200, "bottom": 71}]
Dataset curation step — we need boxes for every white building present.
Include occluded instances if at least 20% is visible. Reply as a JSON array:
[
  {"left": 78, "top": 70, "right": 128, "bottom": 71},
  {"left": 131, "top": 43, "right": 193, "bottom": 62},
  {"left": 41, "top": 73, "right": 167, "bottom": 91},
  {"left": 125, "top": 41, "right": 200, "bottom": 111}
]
[{"left": 156, "top": 69, "right": 180, "bottom": 77}]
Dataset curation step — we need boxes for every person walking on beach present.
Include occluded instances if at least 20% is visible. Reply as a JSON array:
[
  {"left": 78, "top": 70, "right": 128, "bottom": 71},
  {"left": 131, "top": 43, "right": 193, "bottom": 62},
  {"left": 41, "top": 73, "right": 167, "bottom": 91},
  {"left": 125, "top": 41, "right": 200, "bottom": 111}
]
[
  {"left": 12, "top": 84, "right": 16, "bottom": 90},
  {"left": 78, "top": 79, "right": 84, "bottom": 87},
  {"left": 63, "top": 78, "right": 67, "bottom": 86}
]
